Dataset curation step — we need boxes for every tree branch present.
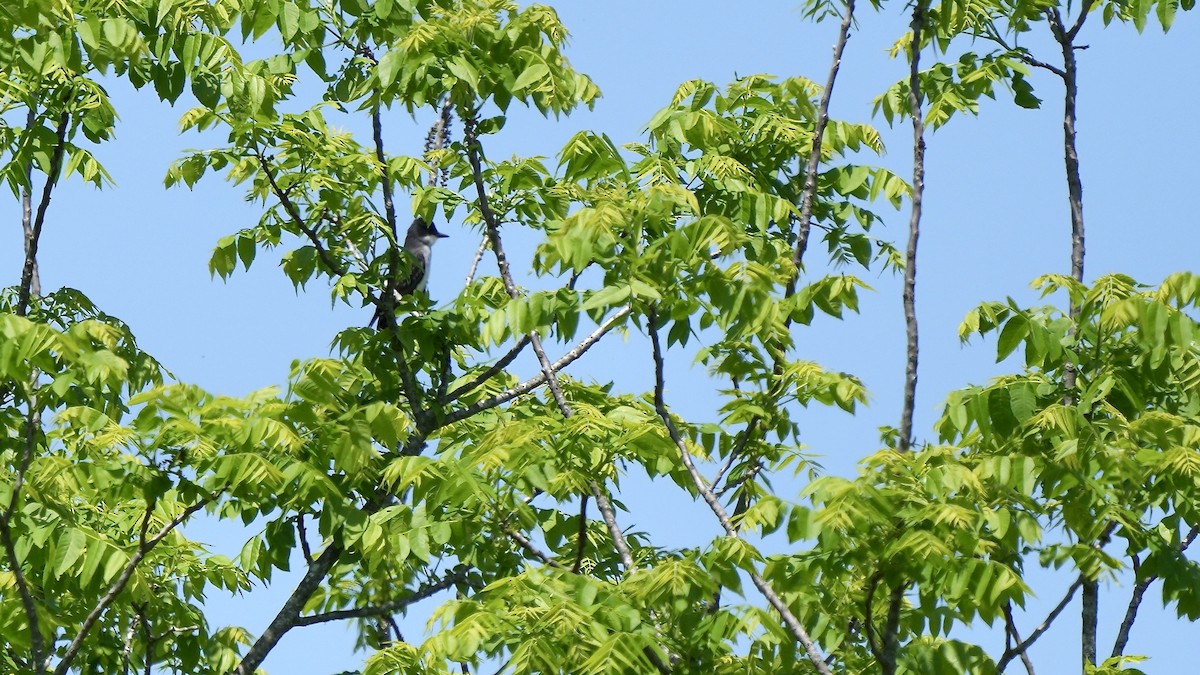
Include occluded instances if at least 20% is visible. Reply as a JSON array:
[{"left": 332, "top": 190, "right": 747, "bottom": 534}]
[
  {"left": 1065, "top": 0, "right": 1095, "bottom": 40},
  {"left": 790, "top": 0, "right": 856, "bottom": 275},
  {"left": 1003, "top": 602, "right": 1037, "bottom": 675},
  {"left": 19, "top": 107, "right": 39, "bottom": 306},
  {"left": 444, "top": 335, "right": 531, "bottom": 402},
  {"left": 899, "top": 0, "right": 927, "bottom": 452},
  {"left": 881, "top": 583, "right": 906, "bottom": 675},
  {"left": 0, "top": 518, "right": 43, "bottom": 674},
  {"left": 121, "top": 605, "right": 144, "bottom": 675},
  {"left": 997, "top": 576, "right": 1083, "bottom": 670},
  {"left": 464, "top": 235, "right": 490, "bottom": 287},
  {"left": 863, "top": 571, "right": 887, "bottom": 665},
  {"left": 1111, "top": 527, "right": 1199, "bottom": 658},
  {"left": 647, "top": 309, "right": 832, "bottom": 675},
  {"left": 254, "top": 151, "right": 353, "bottom": 282},
  {"left": 503, "top": 527, "right": 566, "bottom": 569},
  {"left": 443, "top": 308, "right": 631, "bottom": 425},
  {"left": 1, "top": 376, "right": 44, "bottom": 672},
  {"left": 17, "top": 110, "right": 69, "bottom": 316},
  {"left": 232, "top": 541, "right": 344, "bottom": 675},
  {"left": 588, "top": 480, "right": 635, "bottom": 572},
  {"left": 54, "top": 493, "right": 218, "bottom": 675},
  {"left": 292, "top": 567, "right": 466, "bottom": 627}
]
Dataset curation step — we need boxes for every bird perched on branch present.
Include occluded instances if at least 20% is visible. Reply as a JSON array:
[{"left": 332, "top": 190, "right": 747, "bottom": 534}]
[{"left": 372, "top": 216, "right": 448, "bottom": 329}]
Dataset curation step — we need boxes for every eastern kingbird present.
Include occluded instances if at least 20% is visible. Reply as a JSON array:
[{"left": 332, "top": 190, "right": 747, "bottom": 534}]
[{"left": 372, "top": 217, "right": 448, "bottom": 329}]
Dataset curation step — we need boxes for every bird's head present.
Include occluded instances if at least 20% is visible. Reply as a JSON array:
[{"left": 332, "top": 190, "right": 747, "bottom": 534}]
[{"left": 408, "top": 217, "right": 450, "bottom": 247}]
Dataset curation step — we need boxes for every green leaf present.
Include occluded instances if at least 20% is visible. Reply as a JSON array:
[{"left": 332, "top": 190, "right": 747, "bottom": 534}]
[
  {"left": 996, "top": 315, "right": 1028, "bottom": 361},
  {"left": 513, "top": 62, "right": 550, "bottom": 91}
]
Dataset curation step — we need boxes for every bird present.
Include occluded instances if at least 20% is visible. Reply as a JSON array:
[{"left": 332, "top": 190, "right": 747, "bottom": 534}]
[{"left": 371, "top": 217, "right": 449, "bottom": 329}]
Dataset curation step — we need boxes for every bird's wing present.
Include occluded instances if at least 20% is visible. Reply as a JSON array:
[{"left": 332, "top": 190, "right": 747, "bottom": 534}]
[
  {"left": 370, "top": 250, "right": 427, "bottom": 330},
  {"left": 394, "top": 249, "right": 427, "bottom": 297}
]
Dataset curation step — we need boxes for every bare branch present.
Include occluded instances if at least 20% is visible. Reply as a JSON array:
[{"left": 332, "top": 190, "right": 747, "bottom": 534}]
[
  {"left": 293, "top": 568, "right": 466, "bottom": 627},
  {"left": 17, "top": 110, "right": 68, "bottom": 316},
  {"left": 1112, "top": 527, "right": 1199, "bottom": 658},
  {"left": 232, "top": 541, "right": 344, "bottom": 675},
  {"left": 647, "top": 309, "right": 831, "bottom": 675},
  {"left": 504, "top": 527, "right": 566, "bottom": 569},
  {"left": 790, "top": 0, "right": 856, "bottom": 275},
  {"left": 20, "top": 107, "right": 39, "bottom": 305},
  {"left": 588, "top": 481, "right": 635, "bottom": 571},
  {"left": 898, "top": 0, "right": 928, "bottom": 452},
  {"left": 1066, "top": 0, "right": 1095, "bottom": 40},
  {"left": 997, "top": 576, "right": 1083, "bottom": 670},
  {"left": 1003, "top": 602, "right": 1037, "bottom": 675},
  {"left": 443, "top": 307, "right": 631, "bottom": 425},
  {"left": 296, "top": 514, "right": 313, "bottom": 565},
  {"left": 445, "top": 335, "right": 531, "bottom": 402},
  {"left": 54, "top": 494, "right": 218, "bottom": 675},
  {"left": 464, "top": 235, "right": 490, "bottom": 287}
]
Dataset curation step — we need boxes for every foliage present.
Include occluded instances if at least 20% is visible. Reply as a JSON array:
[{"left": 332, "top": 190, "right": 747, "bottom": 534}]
[{"left": 1, "top": 0, "right": 1196, "bottom": 674}]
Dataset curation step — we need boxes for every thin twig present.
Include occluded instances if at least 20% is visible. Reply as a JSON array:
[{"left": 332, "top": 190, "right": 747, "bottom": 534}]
[
  {"left": 254, "top": 151, "right": 353, "bottom": 282},
  {"left": 464, "top": 235, "right": 490, "bottom": 287},
  {"left": 1003, "top": 602, "right": 1037, "bottom": 675},
  {"left": 974, "top": 24, "right": 1066, "bottom": 77},
  {"left": 647, "top": 309, "right": 832, "bottom": 675},
  {"left": 504, "top": 527, "right": 565, "bottom": 569}
]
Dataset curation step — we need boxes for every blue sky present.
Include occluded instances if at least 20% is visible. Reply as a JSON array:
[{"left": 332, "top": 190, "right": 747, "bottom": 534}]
[{"left": 6, "top": 1, "right": 1200, "bottom": 672}]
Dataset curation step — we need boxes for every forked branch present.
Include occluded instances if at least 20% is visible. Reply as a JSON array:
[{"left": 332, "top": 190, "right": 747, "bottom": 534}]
[{"left": 996, "top": 576, "right": 1083, "bottom": 670}]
